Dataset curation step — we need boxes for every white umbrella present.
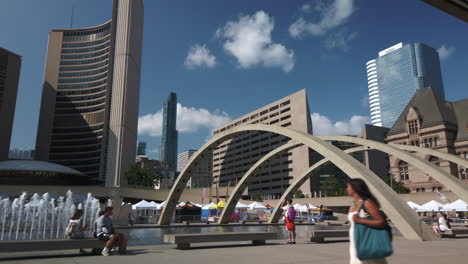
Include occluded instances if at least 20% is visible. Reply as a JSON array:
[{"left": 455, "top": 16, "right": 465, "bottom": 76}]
[
  {"left": 447, "top": 199, "right": 468, "bottom": 211},
  {"left": 235, "top": 202, "right": 250, "bottom": 209},
  {"left": 406, "top": 201, "right": 421, "bottom": 210},
  {"left": 249, "top": 202, "right": 267, "bottom": 210}
]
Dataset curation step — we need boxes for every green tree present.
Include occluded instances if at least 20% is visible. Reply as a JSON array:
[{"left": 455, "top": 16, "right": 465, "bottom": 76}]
[
  {"left": 384, "top": 175, "right": 410, "bottom": 194},
  {"left": 125, "top": 165, "right": 162, "bottom": 188},
  {"left": 294, "top": 189, "right": 305, "bottom": 198},
  {"left": 321, "top": 176, "right": 347, "bottom": 197}
]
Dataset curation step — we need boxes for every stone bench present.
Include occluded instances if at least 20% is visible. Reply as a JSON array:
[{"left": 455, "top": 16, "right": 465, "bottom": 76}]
[
  {"left": 442, "top": 228, "right": 468, "bottom": 238},
  {"left": 308, "top": 230, "right": 349, "bottom": 243},
  {"left": 241, "top": 220, "right": 264, "bottom": 224},
  {"left": 0, "top": 238, "right": 106, "bottom": 253},
  {"left": 164, "top": 232, "right": 277, "bottom": 249}
]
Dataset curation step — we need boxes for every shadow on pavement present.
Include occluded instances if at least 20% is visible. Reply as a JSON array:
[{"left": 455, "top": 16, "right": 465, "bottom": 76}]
[{"left": 0, "top": 249, "right": 148, "bottom": 262}]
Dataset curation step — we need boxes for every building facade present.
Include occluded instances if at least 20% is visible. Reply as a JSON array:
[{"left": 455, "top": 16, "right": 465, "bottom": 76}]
[
  {"left": 159, "top": 92, "right": 178, "bottom": 171},
  {"left": 0, "top": 48, "right": 21, "bottom": 161},
  {"left": 367, "top": 42, "right": 445, "bottom": 128},
  {"left": 136, "top": 141, "right": 147, "bottom": 157},
  {"left": 135, "top": 157, "right": 175, "bottom": 189},
  {"left": 8, "top": 148, "right": 34, "bottom": 160},
  {"left": 212, "top": 89, "right": 313, "bottom": 199},
  {"left": 179, "top": 149, "right": 213, "bottom": 189},
  {"left": 386, "top": 87, "right": 468, "bottom": 193},
  {"left": 178, "top": 149, "right": 197, "bottom": 171},
  {"left": 35, "top": 0, "right": 144, "bottom": 186}
]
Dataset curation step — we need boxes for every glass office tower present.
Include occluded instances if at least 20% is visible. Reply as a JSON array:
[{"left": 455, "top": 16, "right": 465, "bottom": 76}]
[
  {"left": 367, "top": 43, "right": 445, "bottom": 128},
  {"left": 160, "top": 92, "right": 178, "bottom": 171}
]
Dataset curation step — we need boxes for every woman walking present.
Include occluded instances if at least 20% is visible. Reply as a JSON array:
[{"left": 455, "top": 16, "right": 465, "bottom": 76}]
[
  {"left": 283, "top": 198, "right": 296, "bottom": 244},
  {"left": 347, "top": 179, "right": 392, "bottom": 264}
]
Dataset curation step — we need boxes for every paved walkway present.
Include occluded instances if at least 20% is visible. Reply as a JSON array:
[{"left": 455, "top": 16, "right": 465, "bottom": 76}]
[{"left": 1, "top": 238, "right": 468, "bottom": 264}]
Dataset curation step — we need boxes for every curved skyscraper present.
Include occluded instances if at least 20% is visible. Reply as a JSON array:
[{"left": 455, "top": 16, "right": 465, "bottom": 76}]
[
  {"left": 367, "top": 43, "right": 445, "bottom": 128},
  {"left": 35, "top": 0, "right": 143, "bottom": 186}
]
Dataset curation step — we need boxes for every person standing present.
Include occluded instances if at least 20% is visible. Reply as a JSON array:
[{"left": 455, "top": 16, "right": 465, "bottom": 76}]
[
  {"left": 283, "top": 198, "right": 296, "bottom": 244},
  {"left": 96, "top": 207, "right": 127, "bottom": 256},
  {"left": 347, "top": 179, "right": 390, "bottom": 264}
]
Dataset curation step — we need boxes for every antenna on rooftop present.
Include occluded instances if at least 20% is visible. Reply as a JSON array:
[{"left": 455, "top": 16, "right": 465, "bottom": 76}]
[{"left": 70, "top": 5, "right": 75, "bottom": 28}]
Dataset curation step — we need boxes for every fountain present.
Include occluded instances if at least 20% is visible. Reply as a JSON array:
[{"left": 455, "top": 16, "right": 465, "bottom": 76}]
[{"left": 0, "top": 190, "right": 102, "bottom": 241}]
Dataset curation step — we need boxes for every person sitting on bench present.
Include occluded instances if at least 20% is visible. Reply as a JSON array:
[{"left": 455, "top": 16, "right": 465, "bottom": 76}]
[{"left": 96, "top": 207, "right": 127, "bottom": 256}]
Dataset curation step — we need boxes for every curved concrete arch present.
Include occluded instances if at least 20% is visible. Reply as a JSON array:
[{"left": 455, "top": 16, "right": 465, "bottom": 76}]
[
  {"left": 318, "top": 136, "right": 468, "bottom": 203},
  {"left": 389, "top": 143, "right": 468, "bottom": 169},
  {"left": 159, "top": 124, "right": 435, "bottom": 241},
  {"left": 269, "top": 146, "right": 373, "bottom": 224},
  {"left": 218, "top": 142, "right": 303, "bottom": 224}
]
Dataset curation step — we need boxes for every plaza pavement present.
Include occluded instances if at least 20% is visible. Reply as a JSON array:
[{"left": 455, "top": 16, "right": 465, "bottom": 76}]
[{"left": 1, "top": 237, "right": 467, "bottom": 264}]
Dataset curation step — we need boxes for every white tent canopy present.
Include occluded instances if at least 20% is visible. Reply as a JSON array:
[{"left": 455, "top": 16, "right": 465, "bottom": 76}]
[
  {"left": 134, "top": 200, "right": 158, "bottom": 210},
  {"left": 249, "top": 202, "right": 267, "bottom": 210},
  {"left": 447, "top": 199, "right": 468, "bottom": 211},
  {"left": 306, "top": 203, "right": 318, "bottom": 209},
  {"left": 235, "top": 202, "right": 250, "bottom": 209},
  {"left": 407, "top": 201, "right": 421, "bottom": 210},
  {"left": 417, "top": 200, "right": 445, "bottom": 212},
  {"left": 202, "top": 202, "right": 217, "bottom": 210}
]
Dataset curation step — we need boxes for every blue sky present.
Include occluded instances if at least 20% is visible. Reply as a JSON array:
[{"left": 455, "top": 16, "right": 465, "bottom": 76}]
[{"left": 1, "top": 0, "right": 467, "bottom": 159}]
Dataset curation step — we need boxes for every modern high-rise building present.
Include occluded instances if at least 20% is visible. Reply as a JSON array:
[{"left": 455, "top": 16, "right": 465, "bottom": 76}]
[
  {"left": 136, "top": 141, "right": 147, "bottom": 157},
  {"left": 178, "top": 149, "right": 213, "bottom": 188},
  {"left": 178, "top": 149, "right": 197, "bottom": 171},
  {"left": 212, "top": 89, "right": 313, "bottom": 199},
  {"left": 35, "top": 0, "right": 144, "bottom": 186},
  {"left": 367, "top": 42, "right": 445, "bottom": 128},
  {"left": 160, "top": 92, "right": 178, "bottom": 171},
  {"left": 0, "top": 48, "right": 21, "bottom": 161}
]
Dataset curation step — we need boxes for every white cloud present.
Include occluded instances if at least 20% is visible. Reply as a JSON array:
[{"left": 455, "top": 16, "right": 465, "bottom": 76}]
[
  {"left": 437, "top": 45, "right": 455, "bottom": 61},
  {"left": 324, "top": 30, "right": 357, "bottom": 50},
  {"left": 217, "top": 11, "right": 295, "bottom": 72},
  {"left": 311, "top": 113, "right": 369, "bottom": 136},
  {"left": 289, "top": 0, "right": 355, "bottom": 38},
  {"left": 138, "top": 103, "right": 231, "bottom": 137},
  {"left": 184, "top": 44, "right": 217, "bottom": 69}
]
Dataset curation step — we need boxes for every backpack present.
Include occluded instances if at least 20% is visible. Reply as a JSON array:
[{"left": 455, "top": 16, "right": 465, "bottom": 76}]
[
  {"left": 288, "top": 207, "right": 296, "bottom": 221},
  {"left": 65, "top": 220, "right": 77, "bottom": 237}
]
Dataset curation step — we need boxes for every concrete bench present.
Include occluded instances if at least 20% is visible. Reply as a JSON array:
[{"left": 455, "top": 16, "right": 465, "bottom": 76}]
[
  {"left": 241, "top": 220, "right": 264, "bottom": 224},
  {"left": 0, "top": 239, "right": 106, "bottom": 253},
  {"left": 308, "top": 230, "right": 349, "bottom": 243},
  {"left": 442, "top": 228, "right": 468, "bottom": 238},
  {"left": 164, "top": 232, "right": 277, "bottom": 249}
]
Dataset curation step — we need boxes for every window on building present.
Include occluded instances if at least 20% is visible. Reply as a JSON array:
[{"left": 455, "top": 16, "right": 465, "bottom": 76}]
[
  {"left": 428, "top": 138, "right": 433, "bottom": 147},
  {"left": 421, "top": 188, "right": 425, "bottom": 192},
  {"left": 429, "top": 156, "right": 440, "bottom": 167},
  {"left": 424, "top": 138, "right": 428, "bottom": 147},
  {"left": 416, "top": 188, "right": 421, "bottom": 192},
  {"left": 408, "top": 120, "right": 419, "bottom": 135},
  {"left": 434, "top": 137, "right": 438, "bottom": 146},
  {"left": 399, "top": 161, "right": 409, "bottom": 181}
]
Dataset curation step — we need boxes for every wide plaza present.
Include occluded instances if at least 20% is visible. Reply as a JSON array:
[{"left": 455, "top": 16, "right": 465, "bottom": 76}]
[{"left": 1, "top": 237, "right": 468, "bottom": 264}]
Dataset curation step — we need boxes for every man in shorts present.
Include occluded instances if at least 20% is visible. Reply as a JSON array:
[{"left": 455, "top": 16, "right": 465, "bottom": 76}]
[{"left": 96, "top": 206, "right": 127, "bottom": 256}]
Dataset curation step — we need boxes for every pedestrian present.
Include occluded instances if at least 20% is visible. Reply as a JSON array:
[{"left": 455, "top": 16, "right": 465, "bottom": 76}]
[
  {"left": 96, "top": 207, "right": 127, "bottom": 256},
  {"left": 432, "top": 213, "right": 451, "bottom": 236},
  {"left": 65, "top": 209, "right": 88, "bottom": 239},
  {"left": 347, "top": 179, "right": 392, "bottom": 263},
  {"left": 282, "top": 198, "right": 296, "bottom": 244}
]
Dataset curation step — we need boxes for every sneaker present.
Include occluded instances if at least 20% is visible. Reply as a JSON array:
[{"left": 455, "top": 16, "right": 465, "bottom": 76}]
[
  {"left": 101, "top": 249, "right": 110, "bottom": 257},
  {"left": 292, "top": 241, "right": 296, "bottom": 244},
  {"left": 286, "top": 241, "right": 292, "bottom": 244}
]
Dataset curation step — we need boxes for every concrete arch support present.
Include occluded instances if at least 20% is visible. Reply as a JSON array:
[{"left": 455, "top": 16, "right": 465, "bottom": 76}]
[
  {"left": 269, "top": 146, "right": 371, "bottom": 224},
  {"left": 389, "top": 143, "right": 468, "bottom": 169},
  {"left": 159, "top": 124, "right": 436, "bottom": 241},
  {"left": 318, "top": 136, "right": 468, "bottom": 203},
  {"left": 218, "top": 142, "right": 303, "bottom": 224}
]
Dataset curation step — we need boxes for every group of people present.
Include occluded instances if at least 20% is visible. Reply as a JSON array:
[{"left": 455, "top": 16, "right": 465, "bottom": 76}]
[
  {"left": 65, "top": 206, "right": 127, "bottom": 256},
  {"left": 283, "top": 179, "right": 392, "bottom": 264}
]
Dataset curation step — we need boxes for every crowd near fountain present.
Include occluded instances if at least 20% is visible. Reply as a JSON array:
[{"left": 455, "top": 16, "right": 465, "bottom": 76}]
[{"left": 0, "top": 190, "right": 104, "bottom": 241}]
